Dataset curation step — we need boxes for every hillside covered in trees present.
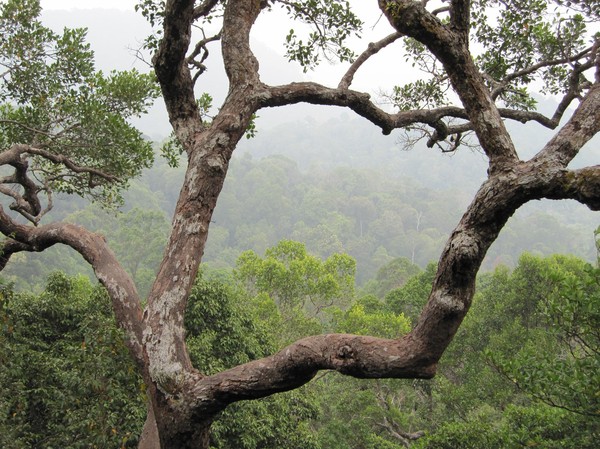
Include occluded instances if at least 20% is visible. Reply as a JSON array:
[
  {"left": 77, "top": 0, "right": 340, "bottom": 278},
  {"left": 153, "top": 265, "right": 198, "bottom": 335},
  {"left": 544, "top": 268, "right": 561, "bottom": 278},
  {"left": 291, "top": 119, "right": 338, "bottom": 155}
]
[
  {"left": 3, "top": 115, "right": 597, "bottom": 293},
  {"left": 2, "top": 248, "right": 599, "bottom": 447}
]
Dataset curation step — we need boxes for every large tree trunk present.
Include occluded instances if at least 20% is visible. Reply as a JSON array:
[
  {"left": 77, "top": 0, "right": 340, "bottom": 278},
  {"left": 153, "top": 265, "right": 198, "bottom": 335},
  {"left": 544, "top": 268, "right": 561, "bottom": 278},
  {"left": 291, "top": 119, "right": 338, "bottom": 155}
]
[{"left": 137, "top": 1, "right": 600, "bottom": 446}]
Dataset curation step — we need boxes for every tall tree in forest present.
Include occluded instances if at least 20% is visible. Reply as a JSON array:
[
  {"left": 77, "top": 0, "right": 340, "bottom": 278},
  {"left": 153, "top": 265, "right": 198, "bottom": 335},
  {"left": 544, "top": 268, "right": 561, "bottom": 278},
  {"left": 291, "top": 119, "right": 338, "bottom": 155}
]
[{"left": 1, "top": 0, "right": 599, "bottom": 448}]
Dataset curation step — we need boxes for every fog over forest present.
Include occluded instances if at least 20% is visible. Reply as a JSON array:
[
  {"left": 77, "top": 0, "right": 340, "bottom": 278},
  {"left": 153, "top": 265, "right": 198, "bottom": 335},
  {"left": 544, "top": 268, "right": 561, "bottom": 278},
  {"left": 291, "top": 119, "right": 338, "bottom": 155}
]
[{"left": 2, "top": 7, "right": 589, "bottom": 291}]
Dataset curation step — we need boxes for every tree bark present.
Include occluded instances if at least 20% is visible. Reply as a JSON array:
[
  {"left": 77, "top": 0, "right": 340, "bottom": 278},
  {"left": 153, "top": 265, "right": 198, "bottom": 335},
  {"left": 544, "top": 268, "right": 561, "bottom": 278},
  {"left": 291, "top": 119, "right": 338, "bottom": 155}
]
[{"left": 117, "top": 1, "right": 600, "bottom": 446}]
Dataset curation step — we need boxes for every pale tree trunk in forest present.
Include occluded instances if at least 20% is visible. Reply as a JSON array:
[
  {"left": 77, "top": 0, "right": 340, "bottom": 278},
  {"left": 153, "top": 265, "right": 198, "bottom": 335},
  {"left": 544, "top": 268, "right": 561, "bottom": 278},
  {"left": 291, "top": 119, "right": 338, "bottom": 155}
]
[
  {"left": 1, "top": 1, "right": 599, "bottom": 448},
  {"left": 139, "top": 1, "right": 600, "bottom": 443}
]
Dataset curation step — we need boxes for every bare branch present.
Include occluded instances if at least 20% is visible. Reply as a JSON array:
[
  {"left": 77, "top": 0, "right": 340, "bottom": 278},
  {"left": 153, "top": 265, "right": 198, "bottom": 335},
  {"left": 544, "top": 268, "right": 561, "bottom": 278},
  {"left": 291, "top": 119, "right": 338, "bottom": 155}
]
[
  {"left": 533, "top": 82, "right": 600, "bottom": 167},
  {"left": 0, "top": 238, "right": 31, "bottom": 271},
  {"left": 427, "top": 126, "right": 470, "bottom": 151},
  {"left": 192, "top": 0, "right": 220, "bottom": 19},
  {"left": 431, "top": 6, "right": 450, "bottom": 15},
  {"left": 544, "top": 62, "right": 594, "bottom": 128},
  {"left": 261, "top": 81, "right": 470, "bottom": 134},
  {"left": 544, "top": 166, "right": 600, "bottom": 211},
  {"left": 0, "top": 143, "right": 121, "bottom": 224},
  {"left": 0, "top": 146, "right": 43, "bottom": 218},
  {"left": 338, "top": 32, "right": 403, "bottom": 90},
  {"left": 188, "top": 332, "right": 437, "bottom": 413},
  {"left": 377, "top": 417, "right": 425, "bottom": 447},
  {"left": 260, "top": 82, "right": 565, "bottom": 142},
  {"left": 0, "top": 206, "right": 145, "bottom": 367},
  {"left": 186, "top": 31, "right": 222, "bottom": 83}
]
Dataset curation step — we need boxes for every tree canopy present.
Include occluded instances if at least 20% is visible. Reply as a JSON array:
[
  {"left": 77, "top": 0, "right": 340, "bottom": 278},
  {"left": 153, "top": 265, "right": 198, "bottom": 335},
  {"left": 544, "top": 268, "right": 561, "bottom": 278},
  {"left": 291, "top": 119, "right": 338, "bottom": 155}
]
[
  {"left": 2, "top": 251, "right": 597, "bottom": 447},
  {"left": 0, "top": 0, "right": 158, "bottom": 219}
]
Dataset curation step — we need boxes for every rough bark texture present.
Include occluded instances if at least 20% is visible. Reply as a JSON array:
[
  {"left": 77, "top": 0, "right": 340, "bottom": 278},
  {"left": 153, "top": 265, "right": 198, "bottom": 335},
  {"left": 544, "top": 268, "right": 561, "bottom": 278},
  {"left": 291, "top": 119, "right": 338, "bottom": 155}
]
[{"left": 1, "top": 1, "right": 599, "bottom": 448}]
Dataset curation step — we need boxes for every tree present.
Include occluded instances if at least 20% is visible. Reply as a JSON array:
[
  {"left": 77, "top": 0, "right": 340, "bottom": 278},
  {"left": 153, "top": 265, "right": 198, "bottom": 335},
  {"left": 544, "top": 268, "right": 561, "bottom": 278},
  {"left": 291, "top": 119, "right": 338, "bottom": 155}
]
[
  {"left": 184, "top": 272, "right": 322, "bottom": 449},
  {"left": 488, "top": 256, "right": 600, "bottom": 418},
  {"left": 0, "top": 270, "right": 322, "bottom": 448},
  {"left": 0, "top": 273, "right": 146, "bottom": 448},
  {"left": 363, "top": 257, "right": 422, "bottom": 299},
  {"left": 0, "top": 0, "right": 157, "bottom": 211},
  {"left": 414, "top": 254, "right": 599, "bottom": 448},
  {"left": 236, "top": 240, "right": 356, "bottom": 318},
  {"left": 1, "top": 0, "right": 599, "bottom": 448}
]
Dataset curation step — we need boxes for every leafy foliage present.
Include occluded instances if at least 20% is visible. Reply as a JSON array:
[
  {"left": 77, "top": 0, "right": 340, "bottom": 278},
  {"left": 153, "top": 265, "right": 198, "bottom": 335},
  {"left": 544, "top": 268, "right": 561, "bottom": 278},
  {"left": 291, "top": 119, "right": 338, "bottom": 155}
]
[
  {"left": 3, "top": 249, "right": 600, "bottom": 448},
  {"left": 0, "top": 273, "right": 146, "bottom": 448},
  {"left": 0, "top": 0, "right": 158, "bottom": 207},
  {"left": 363, "top": 257, "right": 422, "bottom": 299},
  {"left": 184, "top": 272, "right": 321, "bottom": 449},
  {"left": 333, "top": 298, "right": 410, "bottom": 339},
  {"left": 394, "top": 0, "right": 596, "bottom": 117},
  {"left": 472, "top": 0, "right": 589, "bottom": 99},
  {"left": 236, "top": 240, "right": 356, "bottom": 319},
  {"left": 421, "top": 253, "right": 600, "bottom": 448},
  {"left": 0, "top": 267, "right": 325, "bottom": 449},
  {"left": 414, "top": 404, "right": 598, "bottom": 449},
  {"left": 490, "top": 258, "right": 600, "bottom": 417},
  {"left": 384, "top": 262, "right": 436, "bottom": 324},
  {"left": 185, "top": 273, "right": 274, "bottom": 375},
  {"left": 279, "top": 0, "right": 362, "bottom": 71}
]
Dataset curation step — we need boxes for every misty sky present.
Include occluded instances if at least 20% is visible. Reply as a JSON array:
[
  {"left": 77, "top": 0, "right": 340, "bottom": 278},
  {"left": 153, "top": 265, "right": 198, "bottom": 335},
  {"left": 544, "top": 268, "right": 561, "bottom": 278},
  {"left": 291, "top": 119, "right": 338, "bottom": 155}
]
[
  {"left": 30, "top": 0, "right": 600, "bottom": 249},
  {"left": 36, "top": 1, "right": 598, "bottom": 147},
  {"left": 41, "top": 0, "right": 136, "bottom": 10},
  {"left": 38, "top": 1, "right": 413, "bottom": 138}
]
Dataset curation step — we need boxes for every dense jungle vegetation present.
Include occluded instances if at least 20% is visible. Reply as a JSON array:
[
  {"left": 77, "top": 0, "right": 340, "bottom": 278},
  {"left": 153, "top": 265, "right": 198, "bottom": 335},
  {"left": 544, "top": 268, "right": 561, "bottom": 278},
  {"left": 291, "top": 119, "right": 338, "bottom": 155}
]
[
  {"left": 2, "top": 120, "right": 597, "bottom": 295},
  {"left": 2, "top": 246, "right": 599, "bottom": 447},
  {"left": 1, "top": 88, "right": 597, "bottom": 449},
  {"left": 2, "top": 123, "right": 597, "bottom": 447}
]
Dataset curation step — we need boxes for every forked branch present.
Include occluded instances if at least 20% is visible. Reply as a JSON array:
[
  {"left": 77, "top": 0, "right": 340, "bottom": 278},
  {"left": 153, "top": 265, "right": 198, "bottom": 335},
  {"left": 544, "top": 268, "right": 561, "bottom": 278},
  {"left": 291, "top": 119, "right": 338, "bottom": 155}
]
[
  {"left": 0, "top": 143, "right": 119, "bottom": 224},
  {"left": 533, "top": 82, "right": 600, "bottom": 166},
  {"left": 192, "top": 0, "right": 220, "bottom": 19}
]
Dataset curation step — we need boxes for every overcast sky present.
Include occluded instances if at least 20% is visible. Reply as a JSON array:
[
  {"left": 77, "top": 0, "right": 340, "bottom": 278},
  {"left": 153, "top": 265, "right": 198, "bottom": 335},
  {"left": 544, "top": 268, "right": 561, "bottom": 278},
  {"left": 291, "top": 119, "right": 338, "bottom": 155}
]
[
  {"left": 39, "top": 0, "right": 403, "bottom": 85},
  {"left": 38, "top": 1, "right": 410, "bottom": 138},
  {"left": 41, "top": 0, "right": 137, "bottom": 10}
]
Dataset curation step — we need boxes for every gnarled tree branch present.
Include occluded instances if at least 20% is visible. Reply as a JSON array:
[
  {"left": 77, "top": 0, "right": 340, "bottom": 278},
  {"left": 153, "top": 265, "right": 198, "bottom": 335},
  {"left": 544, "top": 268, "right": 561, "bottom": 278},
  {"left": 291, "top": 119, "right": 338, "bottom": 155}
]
[
  {"left": 0, "top": 207, "right": 145, "bottom": 367},
  {"left": 192, "top": 0, "right": 221, "bottom": 19},
  {"left": 379, "top": 0, "right": 519, "bottom": 172},
  {"left": 532, "top": 81, "right": 600, "bottom": 166},
  {"left": 153, "top": 0, "right": 201, "bottom": 147}
]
